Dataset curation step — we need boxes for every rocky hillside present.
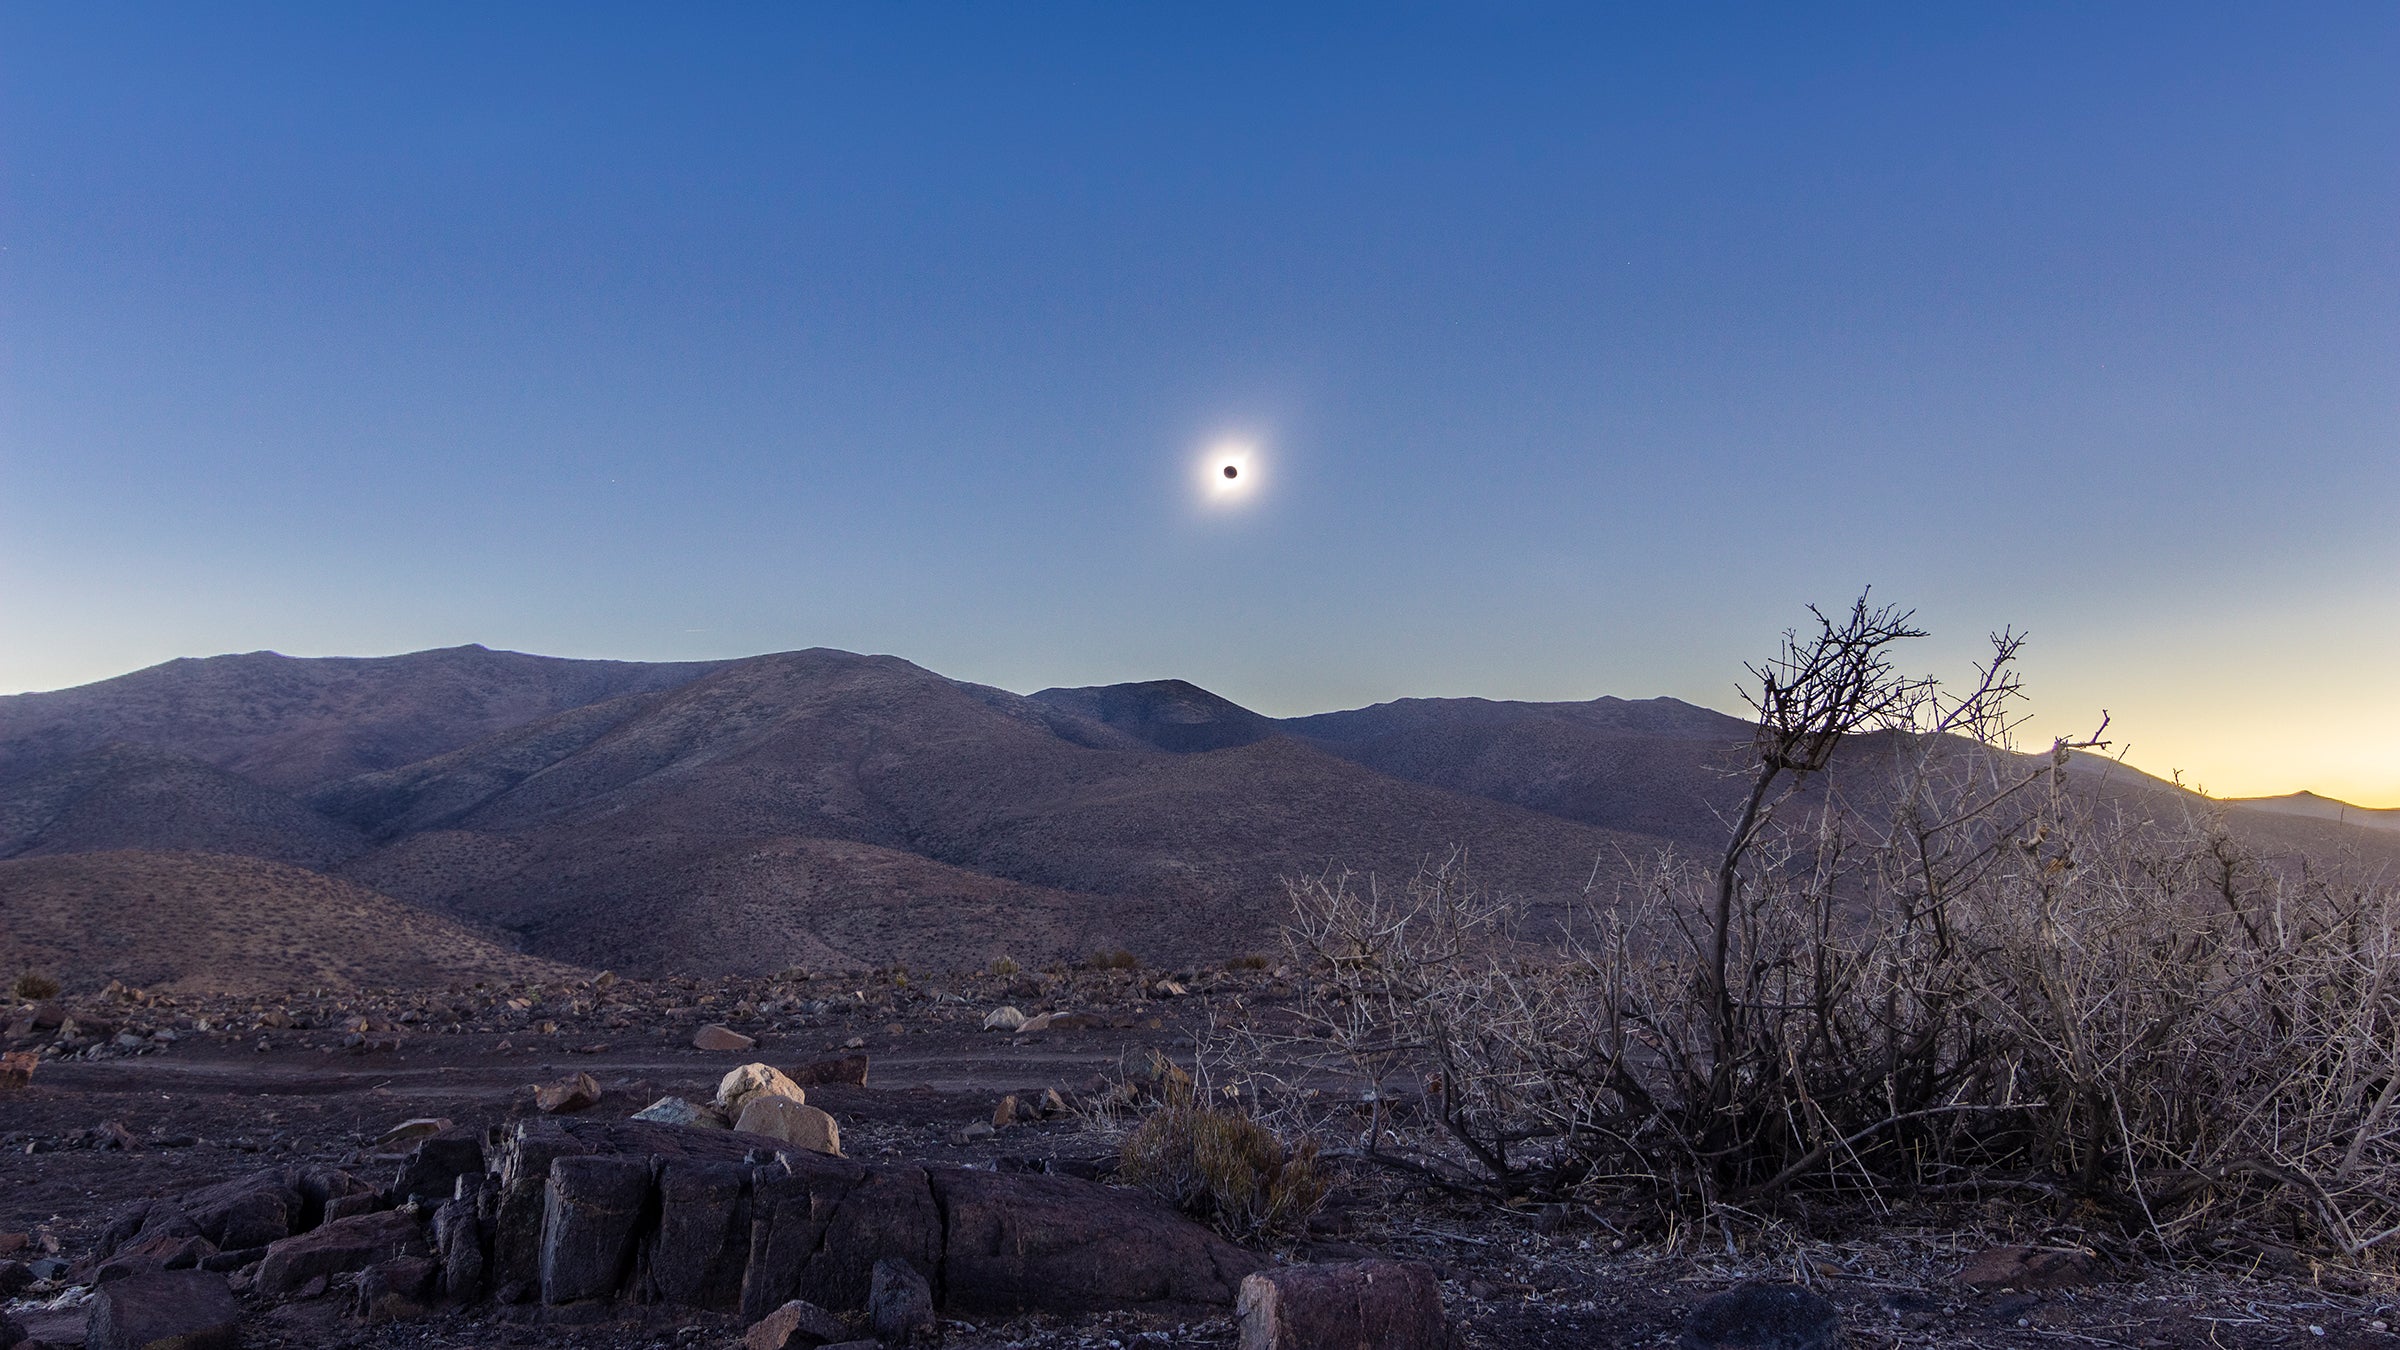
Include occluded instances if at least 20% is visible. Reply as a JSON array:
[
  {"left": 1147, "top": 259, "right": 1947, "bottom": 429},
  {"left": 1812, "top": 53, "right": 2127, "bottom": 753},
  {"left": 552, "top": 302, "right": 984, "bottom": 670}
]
[
  {"left": 311, "top": 651, "right": 1651, "bottom": 974},
  {"left": 0, "top": 850, "right": 578, "bottom": 992}
]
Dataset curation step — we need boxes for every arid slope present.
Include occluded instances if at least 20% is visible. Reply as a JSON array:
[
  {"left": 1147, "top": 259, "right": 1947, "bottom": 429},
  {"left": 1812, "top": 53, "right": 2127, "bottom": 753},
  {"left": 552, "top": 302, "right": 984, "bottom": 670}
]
[{"left": 0, "top": 850, "right": 578, "bottom": 992}]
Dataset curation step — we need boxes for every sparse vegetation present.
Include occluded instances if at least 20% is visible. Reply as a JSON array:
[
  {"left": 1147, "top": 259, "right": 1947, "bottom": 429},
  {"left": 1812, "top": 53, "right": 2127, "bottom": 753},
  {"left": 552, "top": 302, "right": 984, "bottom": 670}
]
[
  {"left": 1119, "top": 1054, "right": 1327, "bottom": 1240},
  {"left": 1225, "top": 953, "right": 1272, "bottom": 971},
  {"left": 989, "top": 955, "right": 1021, "bottom": 977},
  {"left": 1086, "top": 948, "right": 1141, "bottom": 971},
  {"left": 1238, "top": 595, "right": 2400, "bottom": 1268},
  {"left": 11, "top": 969, "right": 60, "bottom": 1001}
]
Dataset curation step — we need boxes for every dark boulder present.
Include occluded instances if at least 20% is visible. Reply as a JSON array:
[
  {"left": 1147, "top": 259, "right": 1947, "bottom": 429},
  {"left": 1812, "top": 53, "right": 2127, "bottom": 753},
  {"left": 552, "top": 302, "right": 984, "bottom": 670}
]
[
  {"left": 934, "top": 1166, "right": 1259, "bottom": 1313},
  {"left": 1234, "top": 1260, "right": 1451, "bottom": 1350},
  {"left": 358, "top": 1254, "right": 439, "bottom": 1323},
  {"left": 867, "top": 1258, "right": 935, "bottom": 1345},
  {"left": 254, "top": 1209, "right": 429, "bottom": 1297},
  {"left": 1679, "top": 1283, "right": 1843, "bottom": 1350},
  {"left": 388, "top": 1127, "right": 485, "bottom": 1206},
  {"left": 84, "top": 1269, "right": 241, "bottom": 1350},
  {"left": 641, "top": 1159, "right": 751, "bottom": 1311},
  {"left": 480, "top": 1116, "right": 1267, "bottom": 1322},
  {"left": 431, "top": 1189, "right": 486, "bottom": 1303},
  {"left": 94, "top": 1232, "right": 215, "bottom": 1284},
  {"left": 539, "top": 1155, "right": 651, "bottom": 1305}
]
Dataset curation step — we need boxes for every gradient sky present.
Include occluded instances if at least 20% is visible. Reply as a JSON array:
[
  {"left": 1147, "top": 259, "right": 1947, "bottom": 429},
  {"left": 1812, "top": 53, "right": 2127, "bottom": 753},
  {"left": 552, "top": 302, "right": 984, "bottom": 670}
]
[{"left": 3, "top": 4, "right": 2395, "bottom": 804}]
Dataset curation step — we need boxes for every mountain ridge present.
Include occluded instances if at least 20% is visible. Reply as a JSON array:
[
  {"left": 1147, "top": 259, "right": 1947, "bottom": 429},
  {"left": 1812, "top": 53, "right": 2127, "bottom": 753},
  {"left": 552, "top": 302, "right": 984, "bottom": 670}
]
[{"left": 6, "top": 644, "right": 2393, "bottom": 985}]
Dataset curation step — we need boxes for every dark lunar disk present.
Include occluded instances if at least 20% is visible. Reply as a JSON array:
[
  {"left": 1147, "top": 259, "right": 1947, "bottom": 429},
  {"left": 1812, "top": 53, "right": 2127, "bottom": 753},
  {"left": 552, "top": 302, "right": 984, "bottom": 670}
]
[{"left": 1223, "top": 464, "right": 1239, "bottom": 479}]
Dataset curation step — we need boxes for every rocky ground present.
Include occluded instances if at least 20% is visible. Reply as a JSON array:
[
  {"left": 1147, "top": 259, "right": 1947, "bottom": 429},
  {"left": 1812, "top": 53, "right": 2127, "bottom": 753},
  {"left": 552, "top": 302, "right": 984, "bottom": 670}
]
[{"left": 4, "top": 965, "right": 2397, "bottom": 1349}]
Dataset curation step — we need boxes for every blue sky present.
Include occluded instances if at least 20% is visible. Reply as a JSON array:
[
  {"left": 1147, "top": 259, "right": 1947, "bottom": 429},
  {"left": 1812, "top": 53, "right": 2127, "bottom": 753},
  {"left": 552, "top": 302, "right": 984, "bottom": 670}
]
[{"left": 3, "top": 4, "right": 2395, "bottom": 802}]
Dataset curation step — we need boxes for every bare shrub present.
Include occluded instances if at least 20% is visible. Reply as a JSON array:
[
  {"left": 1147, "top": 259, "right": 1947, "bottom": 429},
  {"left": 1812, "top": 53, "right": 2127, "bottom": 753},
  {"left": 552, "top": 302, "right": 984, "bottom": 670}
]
[
  {"left": 11, "top": 970, "right": 60, "bottom": 1001},
  {"left": 1087, "top": 948, "right": 1141, "bottom": 971},
  {"left": 1235, "top": 595, "right": 2400, "bottom": 1265}
]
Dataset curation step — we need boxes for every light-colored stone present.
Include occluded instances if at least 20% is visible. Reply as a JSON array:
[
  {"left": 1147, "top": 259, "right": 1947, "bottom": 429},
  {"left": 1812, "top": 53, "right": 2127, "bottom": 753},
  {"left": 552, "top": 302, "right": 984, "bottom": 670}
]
[
  {"left": 734, "top": 1096, "right": 841, "bottom": 1155},
  {"left": 744, "top": 1296, "right": 851, "bottom": 1350},
  {"left": 981, "top": 1006, "right": 1026, "bottom": 1032},
  {"left": 372, "top": 1117, "right": 453, "bottom": 1150},
  {"left": 716, "top": 1063, "right": 805, "bottom": 1115},
  {"left": 992, "top": 1095, "right": 1021, "bottom": 1127},
  {"left": 631, "top": 1096, "right": 729, "bottom": 1129},
  {"left": 693, "top": 1024, "right": 756, "bottom": 1052},
  {"left": 533, "top": 1072, "right": 601, "bottom": 1114},
  {"left": 1019, "top": 1010, "right": 1106, "bottom": 1033}
]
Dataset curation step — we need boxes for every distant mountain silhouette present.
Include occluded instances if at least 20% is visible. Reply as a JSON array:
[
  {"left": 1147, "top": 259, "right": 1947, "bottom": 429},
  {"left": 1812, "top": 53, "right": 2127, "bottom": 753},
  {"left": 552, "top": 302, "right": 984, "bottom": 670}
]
[
  {"left": 2225, "top": 789, "right": 2400, "bottom": 833},
  {"left": 5, "top": 645, "right": 2395, "bottom": 988}
]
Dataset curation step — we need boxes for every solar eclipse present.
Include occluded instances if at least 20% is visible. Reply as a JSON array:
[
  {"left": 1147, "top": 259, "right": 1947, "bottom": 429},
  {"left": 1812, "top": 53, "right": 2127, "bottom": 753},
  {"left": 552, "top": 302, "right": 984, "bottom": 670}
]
[{"left": 1204, "top": 443, "right": 1254, "bottom": 501}]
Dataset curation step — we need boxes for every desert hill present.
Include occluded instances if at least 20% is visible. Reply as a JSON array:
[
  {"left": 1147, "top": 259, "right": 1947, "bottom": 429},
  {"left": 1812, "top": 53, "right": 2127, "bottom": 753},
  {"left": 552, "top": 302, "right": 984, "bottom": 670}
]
[
  {"left": 0, "top": 644, "right": 725, "bottom": 792},
  {"left": 1279, "top": 694, "right": 1757, "bottom": 854},
  {"left": 0, "top": 850, "right": 577, "bottom": 993},
  {"left": 314, "top": 651, "right": 1658, "bottom": 973},
  {"left": 0, "top": 742, "right": 364, "bottom": 866}
]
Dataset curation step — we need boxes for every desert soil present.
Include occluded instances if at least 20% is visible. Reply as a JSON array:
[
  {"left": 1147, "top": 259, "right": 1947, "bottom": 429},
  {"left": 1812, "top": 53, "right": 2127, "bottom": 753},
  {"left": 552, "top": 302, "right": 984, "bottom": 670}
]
[{"left": 5, "top": 966, "right": 2396, "bottom": 1348}]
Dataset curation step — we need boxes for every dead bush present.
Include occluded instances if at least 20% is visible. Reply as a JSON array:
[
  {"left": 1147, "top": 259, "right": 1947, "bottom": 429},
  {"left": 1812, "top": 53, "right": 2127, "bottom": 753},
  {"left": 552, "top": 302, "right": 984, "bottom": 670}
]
[
  {"left": 11, "top": 970, "right": 60, "bottom": 1001},
  {"left": 1087, "top": 948, "right": 1141, "bottom": 971},
  {"left": 1235, "top": 596, "right": 2400, "bottom": 1267}
]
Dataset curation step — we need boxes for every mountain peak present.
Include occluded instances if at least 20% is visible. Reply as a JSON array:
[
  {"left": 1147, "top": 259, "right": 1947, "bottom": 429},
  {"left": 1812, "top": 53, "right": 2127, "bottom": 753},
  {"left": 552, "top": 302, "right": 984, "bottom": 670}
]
[{"left": 1028, "top": 679, "right": 1278, "bottom": 753}]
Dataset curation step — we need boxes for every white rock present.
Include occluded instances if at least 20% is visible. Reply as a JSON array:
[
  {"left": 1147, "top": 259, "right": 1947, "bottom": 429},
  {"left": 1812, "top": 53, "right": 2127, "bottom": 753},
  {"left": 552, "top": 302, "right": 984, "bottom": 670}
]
[
  {"left": 734, "top": 1096, "right": 841, "bottom": 1155},
  {"left": 715, "top": 1062, "right": 805, "bottom": 1115},
  {"left": 981, "top": 1006, "right": 1027, "bottom": 1032},
  {"left": 632, "top": 1096, "right": 729, "bottom": 1129}
]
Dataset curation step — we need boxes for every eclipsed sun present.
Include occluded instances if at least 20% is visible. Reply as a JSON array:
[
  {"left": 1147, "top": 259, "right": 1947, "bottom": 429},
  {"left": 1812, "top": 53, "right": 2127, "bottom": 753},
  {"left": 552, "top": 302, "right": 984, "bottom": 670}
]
[{"left": 1204, "top": 444, "right": 1255, "bottom": 500}]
